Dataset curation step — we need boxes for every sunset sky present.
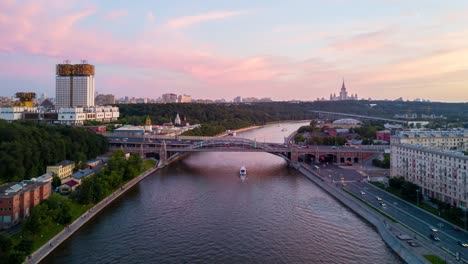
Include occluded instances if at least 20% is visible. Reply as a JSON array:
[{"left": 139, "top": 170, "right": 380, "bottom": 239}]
[{"left": 1, "top": 0, "right": 468, "bottom": 102}]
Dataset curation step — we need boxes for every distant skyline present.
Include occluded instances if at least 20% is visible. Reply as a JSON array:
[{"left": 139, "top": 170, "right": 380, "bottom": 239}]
[{"left": 1, "top": 0, "right": 468, "bottom": 102}]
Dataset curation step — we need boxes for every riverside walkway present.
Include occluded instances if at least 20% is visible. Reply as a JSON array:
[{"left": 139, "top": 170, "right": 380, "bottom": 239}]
[{"left": 27, "top": 165, "right": 160, "bottom": 264}]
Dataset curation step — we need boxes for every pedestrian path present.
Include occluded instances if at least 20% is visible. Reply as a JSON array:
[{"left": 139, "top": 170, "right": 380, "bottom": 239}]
[{"left": 27, "top": 166, "right": 159, "bottom": 264}]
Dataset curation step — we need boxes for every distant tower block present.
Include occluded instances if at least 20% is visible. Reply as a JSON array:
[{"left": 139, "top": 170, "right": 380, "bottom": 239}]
[
  {"left": 145, "top": 116, "right": 152, "bottom": 132},
  {"left": 56, "top": 60, "right": 95, "bottom": 108}
]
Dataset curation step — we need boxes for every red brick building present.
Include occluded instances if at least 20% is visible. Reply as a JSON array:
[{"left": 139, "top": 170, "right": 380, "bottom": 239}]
[
  {"left": 376, "top": 130, "right": 391, "bottom": 142},
  {"left": 0, "top": 180, "right": 51, "bottom": 230},
  {"left": 84, "top": 125, "right": 107, "bottom": 134}
]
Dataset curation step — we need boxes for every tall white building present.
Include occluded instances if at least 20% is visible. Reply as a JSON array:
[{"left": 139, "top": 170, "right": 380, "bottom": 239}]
[
  {"left": 56, "top": 61, "right": 95, "bottom": 108},
  {"left": 72, "top": 76, "right": 95, "bottom": 107}
]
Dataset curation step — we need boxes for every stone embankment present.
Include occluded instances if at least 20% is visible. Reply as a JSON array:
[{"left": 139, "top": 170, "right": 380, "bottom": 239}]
[
  {"left": 27, "top": 165, "right": 160, "bottom": 264},
  {"left": 298, "top": 164, "right": 430, "bottom": 264}
]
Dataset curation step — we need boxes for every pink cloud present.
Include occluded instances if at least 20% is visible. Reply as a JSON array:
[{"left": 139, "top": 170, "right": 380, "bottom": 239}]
[
  {"left": 165, "top": 11, "right": 248, "bottom": 29},
  {"left": 0, "top": 0, "right": 467, "bottom": 102},
  {"left": 147, "top": 11, "right": 155, "bottom": 22},
  {"left": 105, "top": 10, "right": 128, "bottom": 20}
]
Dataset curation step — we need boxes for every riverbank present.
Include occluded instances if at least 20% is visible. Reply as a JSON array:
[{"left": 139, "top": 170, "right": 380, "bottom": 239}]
[
  {"left": 297, "top": 163, "right": 431, "bottom": 264},
  {"left": 27, "top": 162, "right": 160, "bottom": 264}
]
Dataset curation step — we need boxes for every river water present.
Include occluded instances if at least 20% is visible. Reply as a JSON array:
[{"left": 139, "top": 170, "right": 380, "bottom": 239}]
[{"left": 43, "top": 122, "right": 401, "bottom": 264}]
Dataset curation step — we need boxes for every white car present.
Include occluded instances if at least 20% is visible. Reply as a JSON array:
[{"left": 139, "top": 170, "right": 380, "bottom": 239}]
[
  {"left": 376, "top": 196, "right": 382, "bottom": 201},
  {"left": 360, "top": 191, "right": 365, "bottom": 195},
  {"left": 429, "top": 226, "right": 439, "bottom": 232}
]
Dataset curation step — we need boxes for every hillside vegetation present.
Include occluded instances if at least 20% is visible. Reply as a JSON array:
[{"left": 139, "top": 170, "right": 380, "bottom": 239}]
[
  {"left": 118, "top": 101, "right": 468, "bottom": 136},
  {"left": 0, "top": 120, "right": 108, "bottom": 182}
]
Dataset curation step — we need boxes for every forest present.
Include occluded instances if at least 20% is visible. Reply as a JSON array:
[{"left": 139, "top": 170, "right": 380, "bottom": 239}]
[
  {"left": 0, "top": 120, "right": 108, "bottom": 183},
  {"left": 118, "top": 101, "right": 468, "bottom": 136}
]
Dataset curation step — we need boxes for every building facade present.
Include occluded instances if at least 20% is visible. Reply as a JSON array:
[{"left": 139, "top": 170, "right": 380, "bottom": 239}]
[
  {"left": 95, "top": 94, "right": 115, "bottom": 106},
  {"left": 390, "top": 130, "right": 467, "bottom": 152},
  {"left": 330, "top": 80, "right": 358, "bottom": 101},
  {"left": 0, "top": 180, "right": 51, "bottom": 230},
  {"left": 162, "top": 93, "right": 178, "bottom": 103},
  {"left": 56, "top": 61, "right": 95, "bottom": 108},
  {"left": 391, "top": 144, "right": 468, "bottom": 207},
  {"left": 46, "top": 160, "right": 75, "bottom": 180},
  {"left": 390, "top": 130, "right": 468, "bottom": 207},
  {"left": 0, "top": 106, "right": 120, "bottom": 125},
  {"left": 178, "top": 94, "right": 192, "bottom": 103}
]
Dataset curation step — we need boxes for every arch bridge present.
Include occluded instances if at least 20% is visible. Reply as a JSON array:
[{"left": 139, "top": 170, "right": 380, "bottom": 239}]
[{"left": 106, "top": 134, "right": 385, "bottom": 167}]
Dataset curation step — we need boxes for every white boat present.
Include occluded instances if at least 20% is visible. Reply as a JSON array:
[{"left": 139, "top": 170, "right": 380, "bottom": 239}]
[{"left": 240, "top": 166, "right": 247, "bottom": 176}]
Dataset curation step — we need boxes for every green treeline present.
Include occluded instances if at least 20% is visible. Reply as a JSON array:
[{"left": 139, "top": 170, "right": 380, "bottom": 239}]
[
  {"left": 117, "top": 101, "right": 468, "bottom": 136},
  {"left": 0, "top": 151, "right": 154, "bottom": 264},
  {"left": 71, "top": 150, "right": 147, "bottom": 204},
  {"left": 118, "top": 102, "right": 311, "bottom": 136},
  {"left": 0, "top": 120, "right": 109, "bottom": 183}
]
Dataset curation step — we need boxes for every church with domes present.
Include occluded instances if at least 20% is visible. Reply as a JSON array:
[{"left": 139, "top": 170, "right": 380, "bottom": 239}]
[{"left": 330, "top": 80, "right": 358, "bottom": 101}]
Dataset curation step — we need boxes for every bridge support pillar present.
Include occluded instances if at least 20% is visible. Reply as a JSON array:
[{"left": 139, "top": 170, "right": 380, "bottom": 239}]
[
  {"left": 289, "top": 146, "right": 299, "bottom": 167},
  {"left": 159, "top": 141, "right": 168, "bottom": 167}
]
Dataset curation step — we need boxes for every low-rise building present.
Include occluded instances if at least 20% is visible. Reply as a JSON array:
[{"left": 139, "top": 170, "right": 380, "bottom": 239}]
[
  {"left": 0, "top": 106, "right": 120, "bottom": 125},
  {"left": 71, "top": 168, "right": 95, "bottom": 182},
  {"left": 59, "top": 180, "right": 80, "bottom": 194},
  {"left": 0, "top": 179, "right": 52, "bottom": 229},
  {"left": 46, "top": 160, "right": 75, "bottom": 180},
  {"left": 376, "top": 130, "right": 391, "bottom": 143}
]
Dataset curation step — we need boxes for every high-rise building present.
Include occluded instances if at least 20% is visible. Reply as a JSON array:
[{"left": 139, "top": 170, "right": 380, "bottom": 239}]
[
  {"left": 178, "top": 94, "right": 192, "bottom": 103},
  {"left": 95, "top": 94, "right": 115, "bottom": 105},
  {"left": 233, "top": 96, "right": 242, "bottom": 103},
  {"left": 330, "top": 80, "right": 358, "bottom": 101},
  {"left": 162, "top": 93, "right": 178, "bottom": 103},
  {"left": 56, "top": 60, "right": 95, "bottom": 108}
]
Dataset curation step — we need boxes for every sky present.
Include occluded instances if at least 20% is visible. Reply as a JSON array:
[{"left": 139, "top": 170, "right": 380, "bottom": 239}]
[{"left": 1, "top": 0, "right": 468, "bottom": 102}]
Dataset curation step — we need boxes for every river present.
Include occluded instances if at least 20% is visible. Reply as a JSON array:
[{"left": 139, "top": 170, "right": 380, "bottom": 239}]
[{"left": 43, "top": 122, "right": 401, "bottom": 264}]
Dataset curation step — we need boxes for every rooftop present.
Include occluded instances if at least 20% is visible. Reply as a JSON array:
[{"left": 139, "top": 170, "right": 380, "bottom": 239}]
[
  {"left": 55, "top": 160, "right": 75, "bottom": 167},
  {"left": 393, "top": 130, "right": 467, "bottom": 139},
  {"left": 0, "top": 180, "right": 49, "bottom": 198},
  {"left": 64, "top": 180, "right": 79, "bottom": 187},
  {"left": 72, "top": 168, "right": 95, "bottom": 180},
  {"left": 397, "top": 143, "right": 468, "bottom": 160}
]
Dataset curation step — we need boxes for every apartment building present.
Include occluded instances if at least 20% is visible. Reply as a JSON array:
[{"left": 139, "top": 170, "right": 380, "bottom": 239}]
[{"left": 0, "top": 179, "right": 52, "bottom": 229}]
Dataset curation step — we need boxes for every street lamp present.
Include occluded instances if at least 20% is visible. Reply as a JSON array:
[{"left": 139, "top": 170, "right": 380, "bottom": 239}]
[{"left": 416, "top": 188, "right": 420, "bottom": 207}]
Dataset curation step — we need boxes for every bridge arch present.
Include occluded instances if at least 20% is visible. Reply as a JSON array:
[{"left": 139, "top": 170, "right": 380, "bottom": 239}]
[{"left": 165, "top": 139, "right": 292, "bottom": 163}]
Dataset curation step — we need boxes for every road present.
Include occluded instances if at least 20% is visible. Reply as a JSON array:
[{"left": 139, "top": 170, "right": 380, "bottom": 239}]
[{"left": 346, "top": 181, "right": 468, "bottom": 261}]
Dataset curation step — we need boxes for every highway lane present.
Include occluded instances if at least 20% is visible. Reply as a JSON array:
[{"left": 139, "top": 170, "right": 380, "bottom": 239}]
[{"left": 346, "top": 182, "right": 468, "bottom": 261}]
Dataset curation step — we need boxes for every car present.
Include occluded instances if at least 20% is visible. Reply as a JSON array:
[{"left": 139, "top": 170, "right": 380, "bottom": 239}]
[
  {"left": 458, "top": 241, "right": 468, "bottom": 247},
  {"left": 453, "top": 226, "right": 462, "bottom": 232},
  {"left": 345, "top": 161, "right": 353, "bottom": 166},
  {"left": 430, "top": 234, "right": 440, "bottom": 241},
  {"left": 429, "top": 226, "right": 438, "bottom": 232},
  {"left": 376, "top": 196, "right": 382, "bottom": 201},
  {"left": 360, "top": 191, "right": 365, "bottom": 195},
  {"left": 380, "top": 203, "right": 386, "bottom": 207}
]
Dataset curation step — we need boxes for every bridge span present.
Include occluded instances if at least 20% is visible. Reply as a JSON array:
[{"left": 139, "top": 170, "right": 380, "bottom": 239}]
[
  {"left": 310, "top": 110, "right": 408, "bottom": 124},
  {"left": 106, "top": 133, "right": 387, "bottom": 167}
]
